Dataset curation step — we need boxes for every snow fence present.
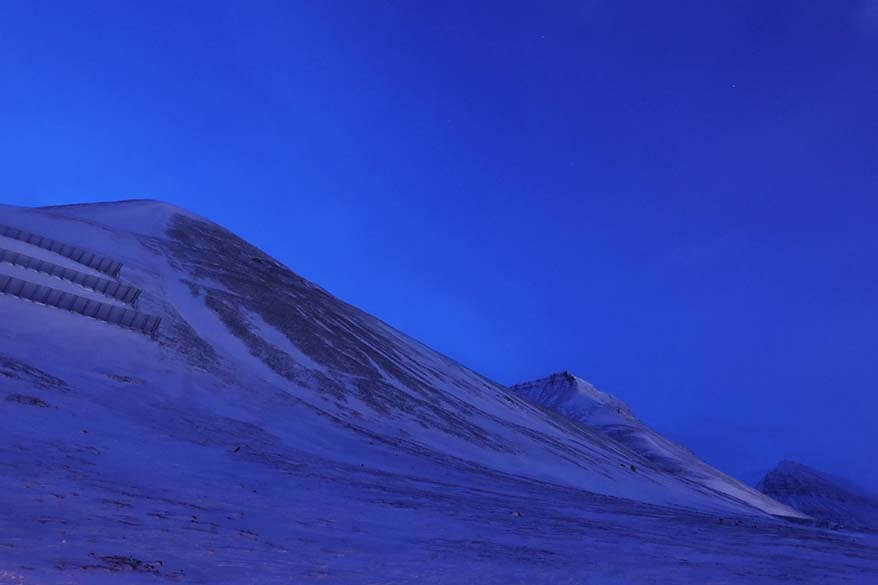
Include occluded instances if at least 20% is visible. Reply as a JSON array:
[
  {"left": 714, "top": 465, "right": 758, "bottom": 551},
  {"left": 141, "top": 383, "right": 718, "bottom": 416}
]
[
  {"left": 0, "top": 224, "right": 123, "bottom": 278},
  {"left": 0, "top": 273, "right": 160, "bottom": 335},
  {"left": 0, "top": 248, "right": 141, "bottom": 305}
]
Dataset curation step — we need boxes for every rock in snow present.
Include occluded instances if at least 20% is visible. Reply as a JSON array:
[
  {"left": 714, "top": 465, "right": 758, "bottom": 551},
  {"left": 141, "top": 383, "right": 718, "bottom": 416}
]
[{"left": 0, "top": 199, "right": 875, "bottom": 584}]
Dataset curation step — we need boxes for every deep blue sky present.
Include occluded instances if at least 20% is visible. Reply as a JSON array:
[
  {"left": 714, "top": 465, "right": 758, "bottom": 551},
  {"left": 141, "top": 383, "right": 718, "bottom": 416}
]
[{"left": 2, "top": 1, "right": 876, "bottom": 489}]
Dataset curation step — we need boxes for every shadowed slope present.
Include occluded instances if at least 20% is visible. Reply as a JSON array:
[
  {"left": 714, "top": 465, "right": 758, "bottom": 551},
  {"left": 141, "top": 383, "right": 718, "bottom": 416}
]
[{"left": 758, "top": 461, "right": 878, "bottom": 531}]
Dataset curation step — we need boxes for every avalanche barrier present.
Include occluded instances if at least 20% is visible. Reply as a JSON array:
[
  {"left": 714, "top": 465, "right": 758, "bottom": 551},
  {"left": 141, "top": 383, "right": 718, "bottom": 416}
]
[
  {"left": 0, "top": 224, "right": 123, "bottom": 278},
  {"left": 0, "top": 248, "right": 141, "bottom": 305},
  {"left": 0, "top": 274, "right": 160, "bottom": 335}
]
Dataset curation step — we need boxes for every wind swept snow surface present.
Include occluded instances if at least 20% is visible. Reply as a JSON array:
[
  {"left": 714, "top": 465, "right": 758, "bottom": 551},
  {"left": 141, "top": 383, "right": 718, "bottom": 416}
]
[{"left": 1, "top": 200, "right": 875, "bottom": 584}]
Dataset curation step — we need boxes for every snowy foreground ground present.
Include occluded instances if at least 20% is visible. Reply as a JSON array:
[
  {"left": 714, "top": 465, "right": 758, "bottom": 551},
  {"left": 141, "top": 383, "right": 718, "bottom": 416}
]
[
  {"left": 1, "top": 418, "right": 876, "bottom": 585},
  {"left": 1, "top": 200, "right": 876, "bottom": 584}
]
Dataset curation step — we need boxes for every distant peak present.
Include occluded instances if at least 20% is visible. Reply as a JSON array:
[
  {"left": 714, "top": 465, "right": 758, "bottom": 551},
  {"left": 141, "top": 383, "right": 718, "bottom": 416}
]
[
  {"left": 559, "top": 370, "right": 578, "bottom": 382},
  {"left": 769, "top": 461, "right": 832, "bottom": 480},
  {"left": 761, "top": 461, "right": 870, "bottom": 496},
  {"left": 514, "top": 370, "right": 586, "bottom": 387},
  {"left": 511, "top": 371, "right": 632, "bottom": 414}
]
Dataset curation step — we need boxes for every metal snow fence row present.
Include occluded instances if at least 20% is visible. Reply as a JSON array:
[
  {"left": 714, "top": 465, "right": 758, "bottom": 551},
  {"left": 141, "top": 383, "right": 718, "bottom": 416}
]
[
  {"left": 0, "top": 224, "right": 123, "bottom": 278},
  {"left": 0, "top": 248, "right": 141, "bottom": 305},
  {"left": 0, "top": 274, "right": 160, "bottom": 336}
]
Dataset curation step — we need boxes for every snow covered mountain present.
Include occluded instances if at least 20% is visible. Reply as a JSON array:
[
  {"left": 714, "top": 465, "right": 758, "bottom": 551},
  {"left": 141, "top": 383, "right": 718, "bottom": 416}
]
[
  {"left": 510, "top": 372, "right": 800, "bottom": 518},
  {"left": 757, "top": 461, "right": 878, "bottom": 532},
  {"left": 1, "top": 200, "right": 875, "bottom": 584}
]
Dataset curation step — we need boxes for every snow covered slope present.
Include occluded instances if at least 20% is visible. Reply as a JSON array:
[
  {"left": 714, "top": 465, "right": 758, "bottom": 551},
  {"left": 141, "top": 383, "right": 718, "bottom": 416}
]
[
  {"left": 511, "top": 372, "right": 805, "bottom": 518},
  {"left": 1, "top": 200, "right": 874, "bottom": 584},
  {"left": 0, "top": 199, "right": 791, "bottom": 514},
  {"left": 758, "top": 461, "right": 878, "bottom": 532}
]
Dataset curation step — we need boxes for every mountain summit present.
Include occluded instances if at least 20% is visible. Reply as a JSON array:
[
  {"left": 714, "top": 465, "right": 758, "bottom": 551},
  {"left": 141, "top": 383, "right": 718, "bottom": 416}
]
[{"left": 511, "top": 371, "right": 635, "bottom": 422}]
